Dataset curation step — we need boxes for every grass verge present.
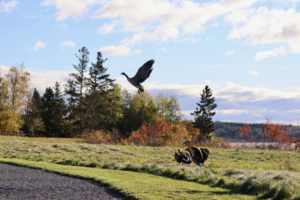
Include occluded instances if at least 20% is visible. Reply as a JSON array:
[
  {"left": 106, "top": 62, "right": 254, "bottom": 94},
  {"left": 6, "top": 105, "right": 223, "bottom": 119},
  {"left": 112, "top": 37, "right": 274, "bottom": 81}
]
[
  {"left": 0, "top": 158, "right": 255, "bottom": 200},
  {"left": 1, "top": 137, "right": 300, "bottom": 198}
]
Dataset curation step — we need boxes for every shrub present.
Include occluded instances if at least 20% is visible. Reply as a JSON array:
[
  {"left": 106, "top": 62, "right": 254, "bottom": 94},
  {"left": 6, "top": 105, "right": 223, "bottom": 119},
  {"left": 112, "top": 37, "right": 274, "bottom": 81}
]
[{"left": 79, "top": 130, "right": 111, "bottom": 144}]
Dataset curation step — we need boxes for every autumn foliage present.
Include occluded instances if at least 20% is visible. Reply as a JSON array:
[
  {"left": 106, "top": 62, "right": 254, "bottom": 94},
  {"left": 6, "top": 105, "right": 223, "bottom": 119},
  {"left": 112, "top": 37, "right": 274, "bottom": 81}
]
[
  {"left": 80, "top": 128, "right": 121, "bottom": 144},
  {"left": 128, "top": 116, "right": 192, "bottom": 146},
  {"left": 262, "top": 118, "right": 290, "bottom": 146},
  {"left": 260, "top": 118, "right": 300, "bottom": 150},
  {"left": 239, "top": 124, "right": 256, "bottom": 141}
]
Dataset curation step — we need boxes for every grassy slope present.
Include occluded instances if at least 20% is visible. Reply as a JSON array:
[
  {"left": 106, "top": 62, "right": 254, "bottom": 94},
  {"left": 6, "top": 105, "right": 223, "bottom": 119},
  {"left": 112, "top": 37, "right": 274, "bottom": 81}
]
[
  {"left": 1, "top": 136, "right": 300, "bottom": 199},
  {"left": 0, "top": 158, "right": 255, "bottom": 200},
  {"left": 1, "top": 136, "right": 299, "bottom": 171}
]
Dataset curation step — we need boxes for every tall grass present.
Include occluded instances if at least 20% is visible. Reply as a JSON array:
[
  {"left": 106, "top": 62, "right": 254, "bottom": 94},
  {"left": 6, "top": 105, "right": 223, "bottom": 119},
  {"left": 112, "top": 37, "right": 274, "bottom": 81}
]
[{"left": 1, "top": 137, "right": 300, "bottom": 199}]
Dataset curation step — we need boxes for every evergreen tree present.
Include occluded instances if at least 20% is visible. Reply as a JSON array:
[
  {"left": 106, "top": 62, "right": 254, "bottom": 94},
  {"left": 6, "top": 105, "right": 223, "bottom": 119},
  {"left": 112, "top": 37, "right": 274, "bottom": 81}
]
[
  {"left": 191, "top": 85, "right": 217, "bottom": 140},
  {"left": 65, "top": 47, "right": 89, "bottom": 135},
  {"left": 41, "top": 87, "right": 55, "bottom": 137},
  {"left": 86, "top": 51, "right": 116, "bottom": 131},
  {"left": 22, "top": 88, "right": 44, "bottom": 136},
  {"left": 53, "top": 82, "right": 68, "bottom": 137}
]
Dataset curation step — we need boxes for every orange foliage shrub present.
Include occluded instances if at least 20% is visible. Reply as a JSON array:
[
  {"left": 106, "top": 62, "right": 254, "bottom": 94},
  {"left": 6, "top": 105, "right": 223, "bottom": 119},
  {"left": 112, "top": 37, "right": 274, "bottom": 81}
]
[
  {"left": 262, "top": 118, "right": 290, "bottom": 148},
  {"left": 239, "top": 124, "right": 256, "bottom": 142},
  {"left": 128, "top": 116, "right": 191, "bottom": 146},
  {"left": 80, "top": 130, "right": 111, "bottom": 144}
]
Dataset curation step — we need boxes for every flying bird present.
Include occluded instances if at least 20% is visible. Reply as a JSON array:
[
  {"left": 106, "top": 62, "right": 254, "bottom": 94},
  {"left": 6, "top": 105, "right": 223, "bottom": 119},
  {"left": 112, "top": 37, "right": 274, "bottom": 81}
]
[
  {"left": 121, "top": 59, "right": 154, "bottom": 94},
  {"left": 185, "top": 147, "right": 210, "bottom": 167},
  {"left": 174, "top": 149, "right": 191, "bottom": 165}
]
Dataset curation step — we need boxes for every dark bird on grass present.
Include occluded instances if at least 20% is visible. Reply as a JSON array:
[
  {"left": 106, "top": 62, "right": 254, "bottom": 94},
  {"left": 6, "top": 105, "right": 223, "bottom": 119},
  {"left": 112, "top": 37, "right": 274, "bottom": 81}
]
[
  {"left": 185, "top": 147, "right": 210, "bottom": 167},
  {"left": 121, "top": 59, "right": 154, "bottom": 94},
  {"left": 175, "top": 149, "right": 192, "bottom": 165}
]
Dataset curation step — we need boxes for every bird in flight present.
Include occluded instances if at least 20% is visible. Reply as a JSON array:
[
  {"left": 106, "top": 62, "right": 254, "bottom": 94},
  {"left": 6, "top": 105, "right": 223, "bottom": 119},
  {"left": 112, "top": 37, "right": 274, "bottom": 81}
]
[{"left": 121, "top": 59, "right": 154, "bottom": 94}]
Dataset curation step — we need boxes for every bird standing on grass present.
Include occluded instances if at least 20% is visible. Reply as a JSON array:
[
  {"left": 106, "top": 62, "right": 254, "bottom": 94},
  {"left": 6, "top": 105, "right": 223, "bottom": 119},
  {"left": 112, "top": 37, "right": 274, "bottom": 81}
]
[
  {"left": 121, "top": 59, "right": 154, "bottom": 94},
  {"left": 175, "top": 149, "right": 191, "bottom": 165},
  {"left": 185, "top": 147, "right": 210, "bottom": 167}
]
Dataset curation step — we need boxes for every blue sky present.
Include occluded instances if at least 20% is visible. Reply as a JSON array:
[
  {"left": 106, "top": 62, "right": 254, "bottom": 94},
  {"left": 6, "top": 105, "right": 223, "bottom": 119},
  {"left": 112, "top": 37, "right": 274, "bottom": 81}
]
[{"left": 1, "top": 0, "right": 300, "bottom": 124}]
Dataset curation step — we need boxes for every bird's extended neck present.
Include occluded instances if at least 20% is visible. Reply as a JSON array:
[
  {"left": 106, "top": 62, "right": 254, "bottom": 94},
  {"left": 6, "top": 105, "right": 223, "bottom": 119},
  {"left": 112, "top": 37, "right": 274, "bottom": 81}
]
[{"left": 121, "top": 72, "right": 129, "bottom": 79}]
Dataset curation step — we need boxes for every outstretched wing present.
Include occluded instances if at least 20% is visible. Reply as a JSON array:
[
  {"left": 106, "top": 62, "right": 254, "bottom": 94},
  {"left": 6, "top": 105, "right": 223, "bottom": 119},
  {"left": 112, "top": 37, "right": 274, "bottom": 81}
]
[
  {"left": 133, "top": 59, "right": 155, "bottom": 83},
  {"left": 187, "top": 147, "right": 203, "bottom": 158},
  {"left": 200, "top": 148, "right": 210, "bottom": 162},
  {"left": 186, "top": 147, "right": 205, "bottom": 165},
  {"left": 174, "top": 151, "right": 182, "bottom": 163}
]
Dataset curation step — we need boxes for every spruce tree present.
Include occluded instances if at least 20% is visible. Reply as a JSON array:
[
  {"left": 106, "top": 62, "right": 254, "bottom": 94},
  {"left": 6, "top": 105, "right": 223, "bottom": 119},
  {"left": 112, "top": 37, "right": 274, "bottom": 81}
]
[
  {"left": 53, "top": 82, "right": 68, "bottom": 137},
  {"left": 191, "top": 85, "right": 217, "bottom": 140},
  {"left": 65, "top": 47, "right": 89, "bottom": 135},
  {"left": 23, "top": 88, "right": 44, "bottom": 136},
  {"left": 86, "top": 51, "right": 115, "bottom": 131},
  {"left": 41, "top": 87, "right": 55, "bottom": 137}
]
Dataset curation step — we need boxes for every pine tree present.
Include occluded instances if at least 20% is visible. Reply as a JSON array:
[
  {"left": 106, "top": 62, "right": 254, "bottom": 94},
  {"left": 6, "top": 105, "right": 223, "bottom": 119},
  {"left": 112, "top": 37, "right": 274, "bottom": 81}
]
[
  {"left": 86, "top": 51, "right": 116, "bottom": 131},
  {"left": 191, "top": 85, "right": 217, "bottom": 140},
  {"left": 41, "top": 87, "right": 55, "bottom": 137},
  {"left": 65, "top": 47, "right": 89, "bottom": 135},
  {"left": 53, "top": 82, "right": 68, "bottom": 137},
  {"left": 23, "top": 88, "right": 44, "bottom": 136}
]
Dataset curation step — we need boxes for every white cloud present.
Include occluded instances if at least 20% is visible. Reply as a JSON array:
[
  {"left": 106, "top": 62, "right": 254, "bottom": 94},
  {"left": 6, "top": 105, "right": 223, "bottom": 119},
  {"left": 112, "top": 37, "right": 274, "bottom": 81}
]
[
  {"left": 0, "top": 65, "right": 10, "bottom": 75},
  {"left": 97, "top": 45, "right": 141, "bottom": 56},
  {"left": 288, "top": 40, "right": 300, "bottom": 53},
  {"left": 97, "top": 22, "right": 116, "bottom": 34},
  {"left": 30, "top": 70, "right": 71, "bottom": 93},
  {"left": 116, "top": 76, "right": 209, "bottom": 95},
  {"left": 60, "top": 40, "right": 75, "bottom": 48},
  {"left": 116, "top": 77, "right": 300, "bottom": 103},
  {"left": 131, "top": 49, "right": 142, "bottom": 55},
  {"left": 281, "top": 66, "right": 288, "bottom": 69},
  {"left": 216, "top": 109, "right": 249, "bottom": 115},
  {"left": 286, "top": 109, "right": 300, "bottom": 113},
  {"left": 225, "top": 50, "right": 235, "bottom": 56},
  {"left": 191, "top": 38, "right": 201, "bottom": 43},
  {"left": 276, "top": 0, "right": 300, "bottom": 2},
  {"left": 44, "top": 0, "right": 260, "bottom": 45},
  {"left": 41, "top": 0, "right": 103, "bottom": 21},
  {"left": 0, "top": 0, "right": 17, "bottom": 13},
  {"left": 254, "top": 46, "right": 286, "bottom": 61},
  {"left": 29, "top": 41, "right": 47, "bottom": 51},
  {"left": 215, "top": 82, "right": 300, "bottom": 102},
  {"left": 248, "top": 71, "right": 259, "bottom": 76},
  {"left": 0, "top": 64, "right": 71, "bottom": 94},
  {"left": 227, "top": 7, "right": 300, "bottom": 53},
  {"left": 159, "top": 47, "right": 167, "bottom": 52}
]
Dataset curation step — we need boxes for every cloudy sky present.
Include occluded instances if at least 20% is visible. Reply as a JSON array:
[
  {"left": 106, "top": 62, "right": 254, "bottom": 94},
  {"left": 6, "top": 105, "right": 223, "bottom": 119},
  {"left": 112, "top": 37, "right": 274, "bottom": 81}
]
[{"left": 1, "top": 0, "right": 300, "bottom": 124}]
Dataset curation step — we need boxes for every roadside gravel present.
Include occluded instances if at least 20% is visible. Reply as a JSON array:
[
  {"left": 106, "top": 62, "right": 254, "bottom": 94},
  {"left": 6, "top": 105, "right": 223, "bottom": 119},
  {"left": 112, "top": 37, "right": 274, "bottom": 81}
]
[{"left": 0, "top": 163, "right": 124, "bottom": 200}]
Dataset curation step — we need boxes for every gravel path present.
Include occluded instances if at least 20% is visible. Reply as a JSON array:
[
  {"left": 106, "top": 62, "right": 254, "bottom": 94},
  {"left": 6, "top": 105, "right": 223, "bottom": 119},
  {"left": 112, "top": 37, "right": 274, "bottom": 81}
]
[{"left": 0, "top": 163, "right": 124, "bottom": 200}]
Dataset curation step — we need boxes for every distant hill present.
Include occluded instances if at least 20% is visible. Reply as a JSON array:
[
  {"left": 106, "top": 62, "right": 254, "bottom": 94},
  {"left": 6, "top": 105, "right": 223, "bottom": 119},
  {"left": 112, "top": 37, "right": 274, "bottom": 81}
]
[{"left": 213, "top": 121, "right": 300, "bottom": 141}]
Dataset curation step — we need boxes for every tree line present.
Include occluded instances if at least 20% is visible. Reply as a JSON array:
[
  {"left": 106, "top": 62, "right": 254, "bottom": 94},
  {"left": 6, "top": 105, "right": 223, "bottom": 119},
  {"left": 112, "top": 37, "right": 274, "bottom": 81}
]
[
  {"left": 214, "top": 121, "right": 300, "bottom": 141},
  {"left": 0, "top": 47, "right": 218, "bottom": 144}
]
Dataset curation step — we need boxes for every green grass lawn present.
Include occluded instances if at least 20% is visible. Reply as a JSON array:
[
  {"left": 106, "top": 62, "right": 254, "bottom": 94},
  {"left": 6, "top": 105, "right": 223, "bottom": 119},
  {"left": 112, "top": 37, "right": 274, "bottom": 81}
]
[
  {"left": 1, "top": 136, "right": 299, "bottom": 171},
  {"left": 0, "top": 158, "right": 255, "bottom": 200},
  {"left": 1, "top": 136, "right": 300, "bottom": 199}
]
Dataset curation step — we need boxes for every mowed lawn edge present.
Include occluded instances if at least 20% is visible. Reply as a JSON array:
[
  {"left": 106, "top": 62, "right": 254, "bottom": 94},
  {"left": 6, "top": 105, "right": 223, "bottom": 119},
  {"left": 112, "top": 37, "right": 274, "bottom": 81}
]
[{"left": 0, "top": 158, "right": 255, "bottom": 200}]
